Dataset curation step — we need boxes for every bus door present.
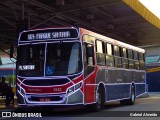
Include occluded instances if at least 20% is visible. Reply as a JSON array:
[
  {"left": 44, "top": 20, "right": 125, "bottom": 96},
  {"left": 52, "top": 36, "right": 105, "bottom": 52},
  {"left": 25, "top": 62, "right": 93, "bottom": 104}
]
[{"left": 83, "top": 42, "right": 96, "bottom": 103}]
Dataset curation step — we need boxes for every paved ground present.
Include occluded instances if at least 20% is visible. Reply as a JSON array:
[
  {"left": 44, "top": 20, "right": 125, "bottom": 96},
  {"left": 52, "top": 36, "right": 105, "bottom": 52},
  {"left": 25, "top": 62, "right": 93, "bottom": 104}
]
[
  {"left": 0, "top": 96, "right": 18, "bottom": 110},
  {"left": 0, "top": 93, "right": 160, "bottom": 120}
]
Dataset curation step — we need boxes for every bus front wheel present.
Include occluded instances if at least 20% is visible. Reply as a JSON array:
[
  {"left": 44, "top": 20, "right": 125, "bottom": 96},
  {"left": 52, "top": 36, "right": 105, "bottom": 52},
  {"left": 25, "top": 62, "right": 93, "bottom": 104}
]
[{"left": 91, "top": 89, "right": 104, "bottom": 112}]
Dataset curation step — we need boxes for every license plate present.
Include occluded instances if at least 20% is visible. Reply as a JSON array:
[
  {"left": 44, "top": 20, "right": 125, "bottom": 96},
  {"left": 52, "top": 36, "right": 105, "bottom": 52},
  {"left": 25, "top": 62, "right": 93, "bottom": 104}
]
[{"left": 40, "top": 98, "right": 50, "bottom": 101}]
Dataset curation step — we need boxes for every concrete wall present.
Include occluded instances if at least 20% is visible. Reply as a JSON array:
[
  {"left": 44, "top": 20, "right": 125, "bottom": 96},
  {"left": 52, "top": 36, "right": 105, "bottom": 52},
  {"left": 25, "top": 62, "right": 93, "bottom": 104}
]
[
  {"left": 142, "top": 45, "right": 160, "bottom": 92},
  {"left": 142, "top": 45, "right": 160, "bottom": 56}
]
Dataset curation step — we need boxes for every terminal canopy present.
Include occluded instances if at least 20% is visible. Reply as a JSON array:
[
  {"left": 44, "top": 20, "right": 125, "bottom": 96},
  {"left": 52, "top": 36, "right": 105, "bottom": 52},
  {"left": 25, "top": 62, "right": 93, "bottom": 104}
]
[{"left": 123, "top": 0, "right": 160, "bottom": 29}]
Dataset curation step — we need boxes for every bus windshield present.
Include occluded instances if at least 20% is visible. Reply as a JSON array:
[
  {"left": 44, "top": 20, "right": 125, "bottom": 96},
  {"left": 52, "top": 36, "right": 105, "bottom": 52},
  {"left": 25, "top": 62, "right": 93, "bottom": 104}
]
[
  {"left": 17, "top": 42, "right": 82, "bottom": 77},
  {"left": 46, "top": 42, "right": 82, "bottom": 76},
  {"left": 17, "top": 44, "right": 45, "bottom": 77}
]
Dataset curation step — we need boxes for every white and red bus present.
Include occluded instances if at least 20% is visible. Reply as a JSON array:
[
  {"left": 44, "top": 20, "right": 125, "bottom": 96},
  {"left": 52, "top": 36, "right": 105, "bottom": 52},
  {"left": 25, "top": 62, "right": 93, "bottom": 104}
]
[{"left": 16, "top": 27, "right": 147, "bottom": 111}]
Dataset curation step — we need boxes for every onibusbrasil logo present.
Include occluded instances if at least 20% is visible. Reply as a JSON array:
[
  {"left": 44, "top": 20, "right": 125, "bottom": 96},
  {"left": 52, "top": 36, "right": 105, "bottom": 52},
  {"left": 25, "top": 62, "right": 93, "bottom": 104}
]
[{"left": 1, "top": 112, "right": 42, "bottom": 118}]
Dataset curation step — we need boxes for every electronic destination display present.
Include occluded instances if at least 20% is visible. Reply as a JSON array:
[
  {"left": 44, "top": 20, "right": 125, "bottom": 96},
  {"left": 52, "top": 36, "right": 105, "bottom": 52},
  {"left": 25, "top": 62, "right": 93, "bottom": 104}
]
[{"left": 20, "top": 28, "right": 79, "bottom": 41}]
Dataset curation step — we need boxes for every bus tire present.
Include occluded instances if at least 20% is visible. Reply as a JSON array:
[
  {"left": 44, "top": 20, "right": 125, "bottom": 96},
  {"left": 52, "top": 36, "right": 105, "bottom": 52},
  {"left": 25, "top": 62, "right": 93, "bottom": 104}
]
[
  {"left": 120, "top": 85, "right": 135, "bottom": 105},
  {"left": 91, "top": 88, "right": 104, "bottom": 112},
  {"left": 128, "top": 85, "right": 136, "bottom": 105}
]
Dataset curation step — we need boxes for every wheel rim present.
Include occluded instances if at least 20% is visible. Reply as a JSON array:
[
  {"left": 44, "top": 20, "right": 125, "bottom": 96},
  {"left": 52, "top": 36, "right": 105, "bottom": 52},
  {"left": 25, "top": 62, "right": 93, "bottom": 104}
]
[
  {"left": 96, "top": 92, "right": 102, "bottom": 110},
  {"left": 97, "top": 93, "right": 101, "bottom": 105},
  {"left": 131, "top": 90, "right": 135, "bottom": 102}
]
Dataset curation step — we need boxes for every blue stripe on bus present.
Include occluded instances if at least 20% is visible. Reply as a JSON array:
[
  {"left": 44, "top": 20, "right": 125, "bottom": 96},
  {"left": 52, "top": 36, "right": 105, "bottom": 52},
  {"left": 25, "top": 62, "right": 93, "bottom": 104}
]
[
  {"left": 105, "top": 84, "right": 130, "bottom": 101},
  {"left": 105, "top": 83, "right": 146, "bottom": 101},
  {"left": 135, "top": 84, "right": 146, "bottom": 96}
]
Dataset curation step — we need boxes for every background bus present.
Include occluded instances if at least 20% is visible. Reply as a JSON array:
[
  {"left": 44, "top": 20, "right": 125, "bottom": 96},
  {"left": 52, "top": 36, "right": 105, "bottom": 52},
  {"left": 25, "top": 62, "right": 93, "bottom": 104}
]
[{"left": 16, "top": 27, "right": 147, "bottom": 111}]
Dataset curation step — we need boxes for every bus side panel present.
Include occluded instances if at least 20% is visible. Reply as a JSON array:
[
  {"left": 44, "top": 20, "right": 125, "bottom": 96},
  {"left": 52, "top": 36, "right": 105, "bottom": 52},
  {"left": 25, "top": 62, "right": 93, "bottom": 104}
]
[
  {"left": 139, "top": 71, "right": 145, "bottom": 83},
  {"left": 135, "top": 71, "right": 140, "bottom": 83},
  {"left": 95, "top": 68, "right": 118, "bottom": 84},
  {"left": 95, "top": 68, "right": 131, "bottom": 101},
  {"left": 135, "top": 71, "right": 145, "bottom": 83},
  {"left": 135, "top": 83, "right": 146, "bottom": 96},
  {"left": 116, "top": 69, "right": 124, "bottom": 82},
  {"left": 96, "top": 68, "right": 127, "bottom": 83},
  {"left": 84, "top": 67, "right": 98, "bottom": 104},
  {"left": 135, "top": 71, "right": 146, "bottom": 96},
  {"left": 105, "top": 84, "right": 130, "bottom": 101},
  {"left": 125, "top": 70, "right": 134, "bottom": 83}
]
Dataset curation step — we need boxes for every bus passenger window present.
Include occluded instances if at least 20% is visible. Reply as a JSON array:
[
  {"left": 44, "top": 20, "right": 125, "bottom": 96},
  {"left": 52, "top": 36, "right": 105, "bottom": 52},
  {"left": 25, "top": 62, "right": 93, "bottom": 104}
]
[
  {"left": 122, "top": 48, "right": 128, "bottom": 69},
  {"left": 83, "top": 43, "right": 95, "bottom": 66},
  {"left": 115, "top": 57, "right": 122, "bottom": 68},
  {"left": 107, "top": 43, "right": 112, "bottom": 55},
  {"left": 128, "top": 50, "right": 134, "bottom": 69},
  {"left": 96, "top": 40, "right": 105, "bottom": 66},
  {"left": 123, "top": 48, "right": 127, "bottom": 58},
  {"left": 114, "top": 46, "right": 122, "bottom": 68},
  {"left": 139, "top": 53, "right": 145, "bottom": 70},
  {"left": 87, "top": 45, "right": 94, "bottom": 65},
  {"left": 106, "top": 55, "right": 114, "bottom": 67},
  {"left": 83, "top": 42, "right": 95, "bottom": 77},
  {"left": 114, "top": 46, "right": 120, "bottom": 56},
  {"left": 96, "top": 40, "right": 103, "bottom": 53},
  {"left": 128, "top": 49, "right": 133, "bottom": 59},
  {"left": 134, "top": 51, "right": 138, "bottom": 60},
  {"left": 134, "top": 51, "right": 139, "bottom": 70},
  {"left": 106, "top": 43, "right": 114, "bottom": 67}
]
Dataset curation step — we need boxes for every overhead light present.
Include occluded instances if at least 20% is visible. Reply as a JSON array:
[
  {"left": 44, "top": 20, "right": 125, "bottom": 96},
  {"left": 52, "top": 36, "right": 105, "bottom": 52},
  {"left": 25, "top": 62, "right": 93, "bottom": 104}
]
[{"left": 138, "top": 0, "right": 160, "bottom": 19}]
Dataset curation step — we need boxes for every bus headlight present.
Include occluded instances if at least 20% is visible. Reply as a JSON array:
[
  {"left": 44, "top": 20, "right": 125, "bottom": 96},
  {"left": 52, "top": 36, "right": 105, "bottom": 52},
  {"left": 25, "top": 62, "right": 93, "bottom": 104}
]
[
  {"left": 67, "top": 82, "right": 82, "bottom": 95},
  {"left": 75, "top": 82, "right": 82, "bottom": 90},
  {"left": 67, "top": 86, "right": 74, "bottom": 95}
]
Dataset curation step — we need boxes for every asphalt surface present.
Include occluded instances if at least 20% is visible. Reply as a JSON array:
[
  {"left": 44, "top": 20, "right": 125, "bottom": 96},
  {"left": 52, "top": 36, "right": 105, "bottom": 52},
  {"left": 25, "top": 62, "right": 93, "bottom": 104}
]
[{"left": 0, "top": 93, "right": 160, "bottom": 120}]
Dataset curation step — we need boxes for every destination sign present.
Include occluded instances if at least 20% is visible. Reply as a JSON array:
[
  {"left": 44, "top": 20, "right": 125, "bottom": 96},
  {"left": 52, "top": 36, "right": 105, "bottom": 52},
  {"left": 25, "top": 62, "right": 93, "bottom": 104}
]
[
  {"left": 19, "top": 65, "right": 35, "bottom": 70},
  {"left": 20, "top": 28, "right": 79, "bottom": 41}
]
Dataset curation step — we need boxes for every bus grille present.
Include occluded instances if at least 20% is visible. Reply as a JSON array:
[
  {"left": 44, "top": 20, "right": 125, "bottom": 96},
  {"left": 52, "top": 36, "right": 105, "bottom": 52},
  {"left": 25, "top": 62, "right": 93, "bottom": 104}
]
[
  {"left": 23, "top": 78, "right": 69, "bottom": 86},
  {"left": 28, "top": 96, "right": 63, "bottom": 102}
]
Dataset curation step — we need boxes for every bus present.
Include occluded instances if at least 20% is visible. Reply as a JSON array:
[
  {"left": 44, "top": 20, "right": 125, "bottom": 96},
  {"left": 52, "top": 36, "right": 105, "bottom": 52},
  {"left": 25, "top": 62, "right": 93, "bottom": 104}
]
[{"left": 16, "top": 27, "right": 147, "bottom": 111}]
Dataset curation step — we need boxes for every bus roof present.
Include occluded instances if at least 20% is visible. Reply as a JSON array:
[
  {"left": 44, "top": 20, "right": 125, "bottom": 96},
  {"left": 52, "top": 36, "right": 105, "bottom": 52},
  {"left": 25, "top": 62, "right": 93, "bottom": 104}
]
[
  {"left": 20, "top": 27, "right": 145, "bottom": 53},
  {"left": 81, "top": 28, "right": 145, "bottom": 53}
]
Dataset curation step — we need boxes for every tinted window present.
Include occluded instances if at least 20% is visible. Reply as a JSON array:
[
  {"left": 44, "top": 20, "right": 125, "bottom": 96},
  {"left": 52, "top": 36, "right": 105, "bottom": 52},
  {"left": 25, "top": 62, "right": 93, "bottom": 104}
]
[
  {"left": 114, "top": 46, "right": 120, "bottom": 56},
  {"left": 123, "top": 48, "right": 127, "bottom": 58},
  {"left": 96, "top": 40, "right": 105, "bottom": 65},
  {"left": 128, "top": 49, "right": 133, "bottom": 59},
  {"left": 134, "top": 51, "right": 139, "bottom": 60},
  {"left": 96, "top": 40, "right": 103, "bottom": 53},
  {"left": 106, "top": 55, "right": 114, "bottom": 67}
]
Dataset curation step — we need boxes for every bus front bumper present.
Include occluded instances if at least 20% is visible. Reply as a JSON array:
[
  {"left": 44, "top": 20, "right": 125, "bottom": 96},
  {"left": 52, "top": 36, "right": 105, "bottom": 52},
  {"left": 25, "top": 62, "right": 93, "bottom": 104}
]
[{"left": 17, "top": 89, "right": 84, "bottom": 106}]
